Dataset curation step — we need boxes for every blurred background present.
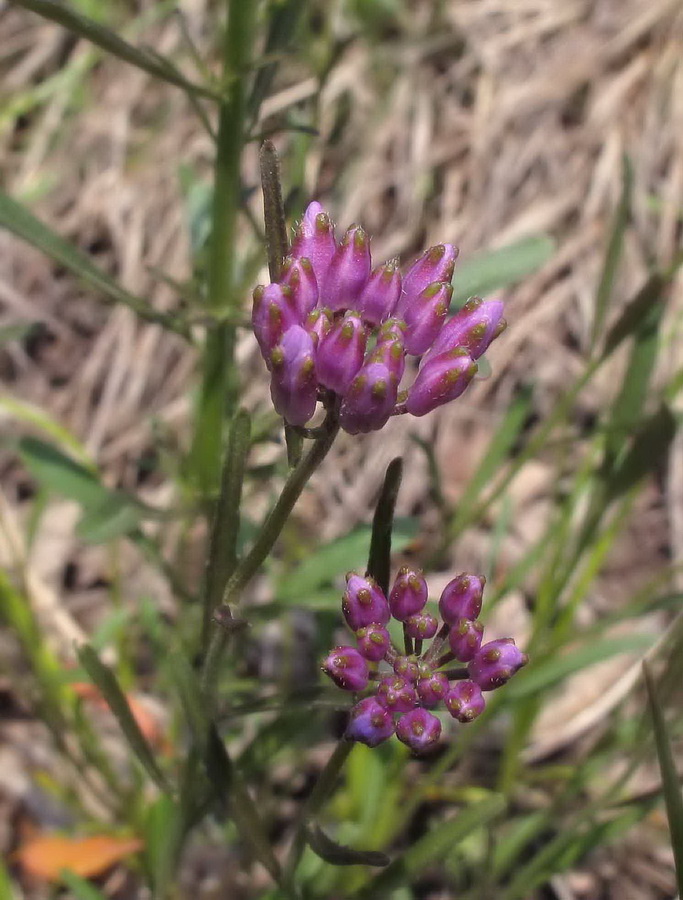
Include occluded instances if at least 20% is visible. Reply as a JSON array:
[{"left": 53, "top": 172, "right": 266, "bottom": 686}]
[{"left": 1, "top": 0, "right": 683, "bottom": 898}]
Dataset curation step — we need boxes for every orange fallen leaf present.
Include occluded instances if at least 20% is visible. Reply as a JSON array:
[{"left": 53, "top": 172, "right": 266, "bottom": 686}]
[
  {"left": 15, "top": 834, "right": 143, "bottom": 882},
  {"left": 71, "top": 682, "right": 170, "bottom": 752}
]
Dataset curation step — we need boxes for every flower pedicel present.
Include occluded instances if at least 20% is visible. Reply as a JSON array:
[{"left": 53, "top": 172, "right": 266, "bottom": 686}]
[
  {"left": 252, "top": 202, "right": 507, "bottom": 433},
  {"left": 322, "top": 568, "right": 527, "bottom": 753}
]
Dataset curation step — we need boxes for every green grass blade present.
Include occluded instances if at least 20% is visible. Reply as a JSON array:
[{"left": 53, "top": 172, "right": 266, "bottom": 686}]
[
  {"left": 644, "top": 661, "right": 683, "bottom": 897},
  {"left": 11, "top": 0, "right": 220, "bottom": 100},
  {"left": 306, "top": 825, "right": 389, "bottom": 868},
  {"left": 0, "top": 190, "right": 187, "bottom": 335},
  {"left": 77, "top": 645, "right": 171, "bottom": 794},
  {"left": 590, "top": 156, "right": 632, "bottom": 353},
  {"left": 59, "top": 871, "right": 108, "bottom": 900},
  {"left": 366, "top": 458, "right": 403, "bottom": 595},
  {"left": 451, "top": 234, "right": 554, "bottom": 306},
  {"left": 358, "top": 795, "right": 505, "bottom": 897}
]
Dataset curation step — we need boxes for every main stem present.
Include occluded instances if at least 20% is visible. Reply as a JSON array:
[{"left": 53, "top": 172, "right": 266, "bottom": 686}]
[{"left": 189, "top": 0, "right": 257, "bottom": 499}]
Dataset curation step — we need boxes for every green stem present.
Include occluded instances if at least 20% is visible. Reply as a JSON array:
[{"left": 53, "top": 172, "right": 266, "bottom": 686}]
[
  {"left": 283, "top": 740, "right": 355, "bottom": 888},
  {"left": 201, "top": 411, "right": 340, "bottom": 702},
  {"left": 189, "top": 0, "right": 257, "bottom": 498}
]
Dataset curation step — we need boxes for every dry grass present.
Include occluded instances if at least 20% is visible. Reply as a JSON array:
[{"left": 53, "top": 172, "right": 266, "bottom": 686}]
[{"left": 1, "top": 0, "right": 683, "bottom": 896}]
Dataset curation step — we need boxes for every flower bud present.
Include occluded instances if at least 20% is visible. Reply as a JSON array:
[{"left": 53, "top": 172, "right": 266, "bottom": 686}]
[
  {"left": 403, "top": 282, "right": 452, "bottom": 356},
  {"left": 405, "top": 349, "right": 477, "bottom": 417},
  {"left": 395, "top": 244, "right": 458, "bottom": 318},
  {"left": 291, "top": 201, "right": 336, "bottom": 289},
  {"left": 357, "top": 260, "right": 402, "bottom": 325},
  {"left": 445, "top": 680, "right": 485, "bottom": 722},
  {"left": 448, "top": 618, "right": 484, "bottom": 663},
  {"left": 346, "top": 697, "right": 395, "bottom": 747},
  {"left": 304, "top": 306, "right": 333, "bottom": 345},
  {"left": 468, "top": 639, "right": 528, "bottom": 691},
  {"left": 405, "top": 612, "right": 438, "bottom": 640},
  {"left": 320, "top": 225, "right": 372, "bottom": 312},
  {"left": 280, "top": 256, "right": 319, "bottom": 319},
  {"left": 377, "top": 675, "right": 417, "bottom": 712},
  {"left": 378, "top": 317, "right": 407, "bottom": 344},
  {"left": 338, "top": 362, "right": 398, "bottom": 434},
  {"left": 342, "top": 573, "right": 390, "bottom": 631},
  {"left": 389, "top": 567, "right": 428, "bottom": 621},
  {"left": 439, "top": 574, "right": 485, "bottom": 623},
  {"left": 416, "top": 673, "right": 449, "bottom": 709},
  {"left": 356, "top": 623, "right": 391, "bottom": 662},
  {"left": 322, "top": 646, "right": 369, "bottom": 692},
  {"left": 367, "top": 337, "right": 406, "bottom": 384},
  {"left": 316, "top": 311, "right": 367, "bottom": 394},
  {"left": 396, "top": 708, "right": 442, "bottom": 753},
  {"left": 392, "top": 656, "right": 420, "bottom": 683},
  {"left": 252, "top": 283, "right": 299, "bottom": 363},
  {"left": 269, "top": 325, "right": 318, "bottom": 426},
  {"left": 426, "top": 298, "right": 506, "bottom": 362}
]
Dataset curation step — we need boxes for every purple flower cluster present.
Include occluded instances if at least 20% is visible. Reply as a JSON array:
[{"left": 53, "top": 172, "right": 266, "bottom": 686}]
[
  {"left": 322, "top": 569, "right": 527, "bottom": 753},
  {"left": 252, "top": 202, "right": 506, "bottom": 433}
]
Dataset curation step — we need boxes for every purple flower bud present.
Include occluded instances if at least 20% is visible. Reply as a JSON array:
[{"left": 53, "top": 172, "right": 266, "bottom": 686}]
[
  {"left": 269, "top": 325, "right": 318, "bottom": 426},
  {"left": 468, "top": 639, "right": 528, "bottom": 691},
  {"left": 396, "top": 708, "right": 442, "bottom": 753},
  {"left": 389, "top": 567, "right": 428, "bottom": 621},
  {"left": 252, "top": 284, "right": 300, "bottom": 363},
  {"left": 403, "top": 282, "right": 452, "bottom": 356},
  {"left": 395, "top": 244, "right": 458, "bottom": 318},
  {"left": 304, "top": 306, "right": 333, "bottom": 345},
  {"left": 445, "top": 680, "right": 485, "bottom": 722},
  {"left": 448, "top": 618, "right": 484, "bottom": 663},
  {"left": 378, "top": 317, "right": 407, "bottom": 344},
  {"left": 280, "top": 256, "right": 319, "bottom": 319},
  {"left": 320, "top": 225, "right": 372, "bottom": 312},
  {"left": 346, "top": 697, "right": 395, "bottom": 747},
  {"left": 291, "top": 202, "right": 336, "bottom": 290},
  {"left": 322, "top": 646, "right": 369, "bottom": 692},
  {"left": 439, "top": 574, "right": 485, "bottom": 624},
  {"left": 416, "top": 673, "right": 449, "bottom": 709},
  {"left": 316, "top": 311, "right": 367, "bottom": 394},
  {"left": 377, "top": 675, "right": 417, "bottom": 712},
  {"left": 342, "top": 574, "right": 390, "bottom": 631},
  {"left": 392, "top": 656, "right": 420, "bottom": 683},
  {"left": 356, "top": 623, "right": 391, "bottom": 662},
  {"left": 367, "top": 337, "right": 406, "bottom": 384},
  {"left": 405, "top": 349, "right": 477, "bottom": 417},
  {"left": 405, "top": 612, "right": 438, "bottom": 640},
  {"left": 338, "top": 362, "right": 398, "bottom": 435},
  {"left": 357, "top": 260, "right": 402, "bottom": 325},
  {"left": 427, "top": 298, "right": 506, "bottom": 362}
]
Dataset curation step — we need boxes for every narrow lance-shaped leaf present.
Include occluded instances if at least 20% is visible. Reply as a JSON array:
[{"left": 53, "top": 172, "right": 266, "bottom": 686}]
[
  {"left": 260, "top": 140, "right": 289, "bottom": 282},
  {"left": 202, "top": 409, "right": 251, "bottom": 643},
  {"left": 590, "top": 156, "right": 633, "bottom": 353},
  {"left": 306, "top": 824, "right": 389, "bottom": 868},
  {"left": 366, "top": 458, "right": 403, "bottom": 595},
  {"left": 0, "top": 190, "right": 188, "bottom": 337},
  {"left": 77, "top": 645, "right": 171, "bottom": 794},
  {"left": 10, "top": 0, "right": 221, "bottom": 100},
  {"left": 644, "top": 661, "right": 683, "bottom": 898}
]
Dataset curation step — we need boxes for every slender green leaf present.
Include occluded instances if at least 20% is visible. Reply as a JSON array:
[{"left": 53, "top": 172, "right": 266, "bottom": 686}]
[
  {"left": 603, "top": 272, "right": 666, "bottom": 357},
  {"left": 10, "top": 0, "right": 220, "bottom": 100},
  {"left": 358, "top": 795, "right": 504, "bottom": 897},
  {"left": 165, "top": 651, "right": 210, "bottom": 756},
  {"left": 451, "top": 235, "right": 554, "bottom": 306},
  {"left": 276, "top": 518, "right": 418, "bottom": 602},
  {"left": 203, "top": 409, "right": 251, "bottom": 641},
  {"left": 59, "top": 871, "right": 108, "bottom": 900},
  {"left": 306, "top": 825, "right": 389, "bottom": 868},
  {"left": 77, "top": 645, "right": 171, "bottom": 793},
  {"left": 260, "top": 140, "right": 289, "bottom": 281},
  {"left": 366, "top": 458, "right": 403, "bottom": 595},
  {"left": 2, "top": 396, "right": 93, "bottom": 465},
  {"left": 506, "top": 634, "right": 654, "bottom": 700},
  {"left": 76, "top": 496, "right": 144, "bottom": 544},
  {"left": 606, "top": 404, "right": 677, "bottom": 501},
  {"left": 644, "top": 662, "right": 683, "bottom": 897},
  {"left": 0, "top": 190, "right": 187, "bottom": 335},
  {"left": 590, "top": 157, "right": 632, "bottom": 352}
]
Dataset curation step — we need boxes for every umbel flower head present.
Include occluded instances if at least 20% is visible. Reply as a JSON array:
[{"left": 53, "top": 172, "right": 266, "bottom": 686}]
[
  {"left": 252, "top": 202, "right": 507, "bottom": 434},
  {"left": 322, "top": 568, "right": 527, "bottom": 753}
]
